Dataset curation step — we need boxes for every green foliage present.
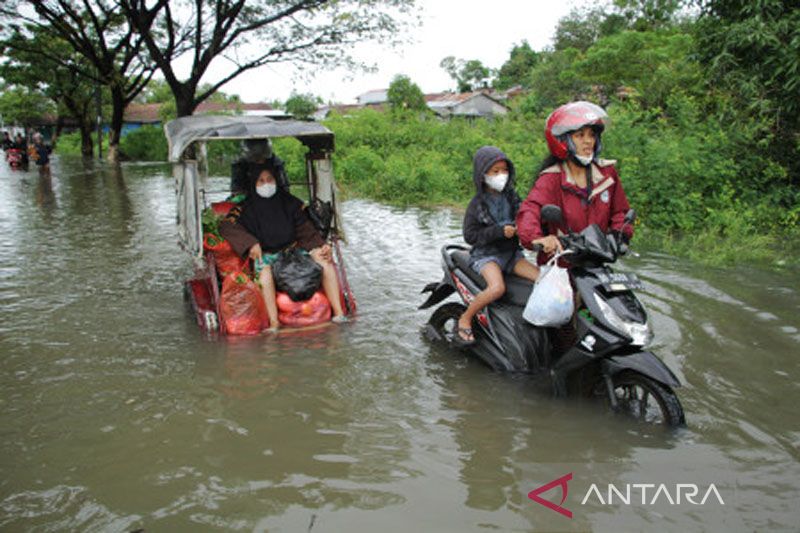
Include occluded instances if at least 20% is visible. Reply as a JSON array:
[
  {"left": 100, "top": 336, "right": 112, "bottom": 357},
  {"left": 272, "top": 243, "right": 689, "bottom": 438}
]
[
  {"left": 527, "top": 48, "right": 588, "bottom": 112},
  {"left": 387, "top": 74, "right": 427, "bottom": 113},
  {"left": 54, "top": 130, "right": 108, "bottom": 156},
  {"left": 119, "top": 125, "right": 168, "bottom": 161},
  {"left": 321, "top": 98, "right": 797, "bottom": 267},
  {"left": 695, "top": 0, "right": 800, "bottom": 180},
  {"left": 0, "top": 85, "right": 54, "bottom": 125},
  {"left": 440, "top": 56, "right": 492, "bottom": 92},
  {"left": 576, "top": 30, "right": 702, "bottom": 108},
  {"left": 138, "top": 79, "right": 175, "bottom": 104},
  {"left": 284, "top": 92, "right": 320, "bottom": 119},
  {"left": 494, "top": 41, "right": 539, "bottom": 90},
  {"left": 323, "top": 108, "right": 545, "bottom": 206}
]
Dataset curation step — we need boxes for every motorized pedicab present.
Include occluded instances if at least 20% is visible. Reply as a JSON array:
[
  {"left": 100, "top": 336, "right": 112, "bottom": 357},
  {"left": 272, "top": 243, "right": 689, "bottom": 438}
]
[{"left": 164, "top": 115, "right": 356, "bottom": 335}]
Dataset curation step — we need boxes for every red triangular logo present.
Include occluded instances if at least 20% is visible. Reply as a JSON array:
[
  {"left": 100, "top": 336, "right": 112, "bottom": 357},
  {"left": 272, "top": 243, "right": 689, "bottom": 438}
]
[{"left": 528, "top": 472, "right": 573, "bottom": 518}]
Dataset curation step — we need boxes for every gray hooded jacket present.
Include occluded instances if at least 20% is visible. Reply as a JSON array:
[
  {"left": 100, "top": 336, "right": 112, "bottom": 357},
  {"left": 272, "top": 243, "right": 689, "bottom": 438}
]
[{"left": 463, "top": 146, "right": 522, "bottom": 264}]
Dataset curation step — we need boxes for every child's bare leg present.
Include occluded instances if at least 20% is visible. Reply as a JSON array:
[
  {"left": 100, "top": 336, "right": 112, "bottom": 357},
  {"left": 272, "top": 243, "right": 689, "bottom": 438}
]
[
  {"left": 512, "top": 257, "right": 540, "bottom": 282},
  {"left": 457, "top": 262, "right": 505, "bottom": 341}
]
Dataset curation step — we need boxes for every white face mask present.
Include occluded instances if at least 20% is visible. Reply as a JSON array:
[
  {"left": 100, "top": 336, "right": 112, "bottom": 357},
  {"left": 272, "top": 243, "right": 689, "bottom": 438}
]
[
  {"left": 575, "top": 154, "right": 594, "bottom": 166},
  {"left": 256, "top": 183, "right": 277, "bottom": 198},
  {"left": 485, "top": 172, "right": 508, "bottom": 192}
]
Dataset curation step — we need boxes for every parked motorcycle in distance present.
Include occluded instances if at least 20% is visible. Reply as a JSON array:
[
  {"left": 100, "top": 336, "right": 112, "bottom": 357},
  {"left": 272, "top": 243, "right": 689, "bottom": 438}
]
[{"left": 420, "top": 205, "right": 685, "bottom": 427}]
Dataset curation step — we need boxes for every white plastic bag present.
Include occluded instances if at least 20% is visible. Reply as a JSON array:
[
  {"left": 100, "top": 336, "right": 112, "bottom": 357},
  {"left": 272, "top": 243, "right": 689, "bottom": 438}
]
[{"left": 522, "top": 254, "right": 574, "bottom": 327}]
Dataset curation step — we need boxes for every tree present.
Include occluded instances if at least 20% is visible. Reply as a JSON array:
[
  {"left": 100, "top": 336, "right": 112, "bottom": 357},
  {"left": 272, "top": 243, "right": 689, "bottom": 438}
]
[
  {"left": 386, "top": 74, "right": 427, "bottom": 113},
  {"left": 284, "top": 92, "right": 320, "bottom": 119},
  {"left": 494, "top": 41, "right": 540, "bottom": 90},
  {"left": 120, "top": 0, "right": 417, "bottom": 123},
  {"left": 527, "top": 48, "right": 589, "bottom": 111},
  {"left": 0, "top": 25, "right": 98, "bottom": 156},
  {"left": 695, "top": 0, "right": 800, "bottom": 133},
  {"left": 553, "top": 7, "right": 607, "bottom": 52},
  {"left": 440, "top": 56, "right": 491, "bottom": 92},
  {"left": 575, "top": 29, "right": 701, "bottom": 108},
  {"left": 0, "top": 1, "right": 157, "bottom": 162},
  {"left": 0, "top": 85, "right": 54, "bottom": 128}
]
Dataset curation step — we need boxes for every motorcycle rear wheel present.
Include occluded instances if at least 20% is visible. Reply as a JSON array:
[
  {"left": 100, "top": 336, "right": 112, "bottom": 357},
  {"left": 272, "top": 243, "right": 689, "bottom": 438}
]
[
  {"left": 596, "top": 371, "right": 685, "bottom": 427},
  {"left": 427, "top": 302, "right": 468, "bottom": 345}
]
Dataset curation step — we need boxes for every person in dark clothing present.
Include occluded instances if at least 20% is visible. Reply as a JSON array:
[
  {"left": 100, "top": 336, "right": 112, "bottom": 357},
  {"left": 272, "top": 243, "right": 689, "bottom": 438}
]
[
  {"left": 1, "top": 132, "right": 13, "bottom": 151},
  {"left": 230, "top": 138, "right": 288, "bottom": 197},
  {"left": 219, "top": 162, "right": 346, "bottom": 331},
  {"left": 13, "top": 133, "right": 29, "bottom": 168},
  {"left": 457, "top": 145, "right": 540, "bottom": 344},
  {"left": 31, "top": 132, "right": 50, "bottom": 174}
]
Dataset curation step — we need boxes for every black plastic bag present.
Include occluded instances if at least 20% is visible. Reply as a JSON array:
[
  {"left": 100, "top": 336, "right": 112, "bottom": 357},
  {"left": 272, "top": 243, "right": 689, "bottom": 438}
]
[{"left": 273, "top": 248, "right": 323, "bottom": 301}]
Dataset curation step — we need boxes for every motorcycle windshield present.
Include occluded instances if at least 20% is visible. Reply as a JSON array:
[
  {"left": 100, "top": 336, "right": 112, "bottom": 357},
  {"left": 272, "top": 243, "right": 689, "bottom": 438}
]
[{"left": 580, "top": 224, "right": 616, "bottom": 263}]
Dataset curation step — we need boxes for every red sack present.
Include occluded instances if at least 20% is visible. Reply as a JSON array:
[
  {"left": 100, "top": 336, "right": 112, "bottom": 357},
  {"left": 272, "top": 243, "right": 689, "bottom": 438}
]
[
  {"left": 220, "top": 272, "right": 269, "bottom": 335},
  {"left": 203, "top": 233, "right": 246, "bottom": 276},
  {"left": 277, "top": 290, "right": 331, "bottom": 327}
]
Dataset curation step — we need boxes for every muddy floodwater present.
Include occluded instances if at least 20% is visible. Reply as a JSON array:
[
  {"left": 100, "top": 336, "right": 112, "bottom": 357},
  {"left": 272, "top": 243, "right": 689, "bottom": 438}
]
[{"left": 1, "top": 158, "right": 799, "bottom": 532}]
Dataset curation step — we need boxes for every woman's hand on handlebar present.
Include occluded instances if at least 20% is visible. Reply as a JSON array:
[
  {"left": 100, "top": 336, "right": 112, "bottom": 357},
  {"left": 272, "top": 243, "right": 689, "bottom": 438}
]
[{"left": 532, "top": 235, "right": 563, "bottom": 255}]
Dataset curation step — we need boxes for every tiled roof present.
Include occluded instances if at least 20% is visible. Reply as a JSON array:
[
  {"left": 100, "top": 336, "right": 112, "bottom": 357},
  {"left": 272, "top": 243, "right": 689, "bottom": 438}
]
[{"left": 123, "top": 101, "right": 275, "bottom": 123}]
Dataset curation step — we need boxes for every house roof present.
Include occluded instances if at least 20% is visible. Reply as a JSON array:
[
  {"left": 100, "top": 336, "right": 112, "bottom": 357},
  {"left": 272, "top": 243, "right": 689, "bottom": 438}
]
[
  {"left": 425, "top": 91, "right": 508, "bottom": 110},
  {"left": 355, "top": 89, "right": 389, "bottom": 104},
  {"left": 123, "top": 101, "right": 277, "bottom": 123}
]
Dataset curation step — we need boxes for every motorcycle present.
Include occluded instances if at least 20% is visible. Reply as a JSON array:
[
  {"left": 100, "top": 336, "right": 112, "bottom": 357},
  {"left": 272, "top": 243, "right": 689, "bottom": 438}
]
[
  {"left": 420, "top": 205, "right": 685, "bottom": 427},
  {"left": 5, "top": 148, "right": 24, "bottom": 170}
]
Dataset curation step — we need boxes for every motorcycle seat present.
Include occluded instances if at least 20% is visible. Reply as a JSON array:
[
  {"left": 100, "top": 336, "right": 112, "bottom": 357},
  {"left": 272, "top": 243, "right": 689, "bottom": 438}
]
[{"left": 451, "top": 250, "right": 534, "bottom": 308}]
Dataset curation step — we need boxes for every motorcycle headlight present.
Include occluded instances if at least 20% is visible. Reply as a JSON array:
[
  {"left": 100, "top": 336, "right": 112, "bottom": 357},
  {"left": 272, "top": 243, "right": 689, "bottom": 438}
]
[{"left": 593, "top": 293, "right": 652, "bottom": 346}]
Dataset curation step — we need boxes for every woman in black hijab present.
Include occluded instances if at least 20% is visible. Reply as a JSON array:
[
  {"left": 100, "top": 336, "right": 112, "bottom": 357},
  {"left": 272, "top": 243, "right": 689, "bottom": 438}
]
[{"left": 220, "top": 163, "right": 346, "bottom": 330}]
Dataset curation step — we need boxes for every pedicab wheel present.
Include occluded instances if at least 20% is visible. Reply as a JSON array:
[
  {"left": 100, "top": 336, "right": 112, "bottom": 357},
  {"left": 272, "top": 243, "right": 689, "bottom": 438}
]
[
  {"left": 594, "top": 371, "right": 685, "bottom": 427},
  {"left": 426, "top": 302, "right": 468, "bottom": 346}
]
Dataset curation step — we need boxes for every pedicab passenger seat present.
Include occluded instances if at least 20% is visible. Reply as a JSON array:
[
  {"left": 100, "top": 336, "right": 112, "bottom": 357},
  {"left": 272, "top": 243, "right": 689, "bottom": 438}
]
[{"left": 451, "top": 250, "right": 534, "bottom": 308}]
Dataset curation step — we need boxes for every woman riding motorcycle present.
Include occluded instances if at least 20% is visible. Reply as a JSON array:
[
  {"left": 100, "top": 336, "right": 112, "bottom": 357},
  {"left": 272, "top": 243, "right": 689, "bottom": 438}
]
[{"left": 516, "top": 101, "right": 634, "bottom": 259}]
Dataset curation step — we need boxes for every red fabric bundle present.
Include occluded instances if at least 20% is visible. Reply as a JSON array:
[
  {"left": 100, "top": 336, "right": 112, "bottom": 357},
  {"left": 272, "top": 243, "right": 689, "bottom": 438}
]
[
  {"left": 220, "top": 272, "right": 269, "bottom": 335},
  {"left": 203, "top": 233, "right": 246, "bottom": 276},
  {"left": 276, "top": 290, "right": 331, "bottom": 327}
]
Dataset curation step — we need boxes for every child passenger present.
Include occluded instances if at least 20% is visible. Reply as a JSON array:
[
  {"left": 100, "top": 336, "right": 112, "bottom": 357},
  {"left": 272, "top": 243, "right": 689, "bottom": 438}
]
[{"left": 457, "top": 146, "right": 540, "bottom": 345}]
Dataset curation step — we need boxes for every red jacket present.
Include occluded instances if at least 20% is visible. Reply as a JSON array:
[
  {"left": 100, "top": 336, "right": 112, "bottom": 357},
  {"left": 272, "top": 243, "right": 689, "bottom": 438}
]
[{"left": 516, "top": 160, "right": 633, "bottom": 261}]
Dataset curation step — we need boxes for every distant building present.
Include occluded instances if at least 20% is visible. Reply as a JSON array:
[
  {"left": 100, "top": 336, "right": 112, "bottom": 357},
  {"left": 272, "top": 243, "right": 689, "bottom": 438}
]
[
  {"left": 316, "top": 89, "right": 509, "bottom": 120},
  {"left": 121, "top": 101, "right": 287, "bottom": 134},
  {"left": 355, "top": 89, "right": 389, "bottom": 105},
  {"left": 425, "top": 91, "right": 509, "bottom": 119}
]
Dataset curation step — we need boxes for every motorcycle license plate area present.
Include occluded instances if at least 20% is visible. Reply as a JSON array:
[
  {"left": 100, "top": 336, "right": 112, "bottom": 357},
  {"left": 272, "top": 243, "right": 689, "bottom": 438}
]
[{"left": 598, "top": 272, "right": 643, "bottom": 292}]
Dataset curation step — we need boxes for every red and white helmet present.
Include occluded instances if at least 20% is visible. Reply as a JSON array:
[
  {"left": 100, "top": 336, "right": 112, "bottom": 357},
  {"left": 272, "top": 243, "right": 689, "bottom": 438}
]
[{"left": 544, "top": 101, "right": 609, "bottom": 160}]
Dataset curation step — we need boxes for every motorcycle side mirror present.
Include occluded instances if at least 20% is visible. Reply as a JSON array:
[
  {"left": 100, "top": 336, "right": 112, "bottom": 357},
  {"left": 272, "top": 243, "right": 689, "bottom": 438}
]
[
  {"left": 541, "top": 205, "right": 564, "bottom": 225},
  {"left": 623, "top": 209, "right": 636, "bottom": 225}
]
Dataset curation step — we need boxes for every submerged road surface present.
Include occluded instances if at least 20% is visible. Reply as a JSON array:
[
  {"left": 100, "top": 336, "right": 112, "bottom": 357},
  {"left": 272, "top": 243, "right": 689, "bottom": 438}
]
[{"left": 1, "top": 159, "right": 799, "bottom": 531}]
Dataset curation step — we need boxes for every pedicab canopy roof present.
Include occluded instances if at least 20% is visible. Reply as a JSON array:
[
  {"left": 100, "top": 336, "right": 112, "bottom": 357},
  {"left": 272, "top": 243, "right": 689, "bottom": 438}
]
[{"left": 164, "top": 115, "right": 334, "bottom": 162}]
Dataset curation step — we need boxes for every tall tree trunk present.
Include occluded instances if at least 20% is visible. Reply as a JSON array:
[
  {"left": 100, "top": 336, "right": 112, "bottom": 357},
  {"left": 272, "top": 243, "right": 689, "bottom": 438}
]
[
  {"left": 174, "top": 87, "right": 197, "bottom": 159},
  {"left": 52, "top": 116, "right": 65, "bottom": 150},
  {"left": 107, "top": 87, "right": 125, "bottom": 163},
  {"left": 79, "top": 119, "right": 94, "bottom": 158}
]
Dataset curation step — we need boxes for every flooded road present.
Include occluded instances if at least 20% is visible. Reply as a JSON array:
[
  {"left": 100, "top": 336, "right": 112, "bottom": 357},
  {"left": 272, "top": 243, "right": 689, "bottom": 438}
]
[{"left": 1, "top": 158, "right": 799, "bottom": 532}]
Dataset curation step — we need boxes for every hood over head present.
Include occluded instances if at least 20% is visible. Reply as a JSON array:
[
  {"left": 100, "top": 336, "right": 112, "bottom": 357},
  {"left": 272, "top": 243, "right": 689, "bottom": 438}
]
[{"left": 472, "top": 145, "right": 516, "bottom": 195}]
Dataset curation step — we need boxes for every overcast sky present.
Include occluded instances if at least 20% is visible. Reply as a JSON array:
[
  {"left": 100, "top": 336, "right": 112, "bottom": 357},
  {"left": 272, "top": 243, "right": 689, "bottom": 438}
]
[{"left": 215, "top": 0, "right": 584, "bottom": 104}]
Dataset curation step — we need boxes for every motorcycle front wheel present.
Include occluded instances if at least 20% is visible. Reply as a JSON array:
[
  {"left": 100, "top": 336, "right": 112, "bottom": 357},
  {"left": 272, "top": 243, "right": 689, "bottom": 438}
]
[{"left": 594, "top": 371, "right": 685, "bottom": 427}]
